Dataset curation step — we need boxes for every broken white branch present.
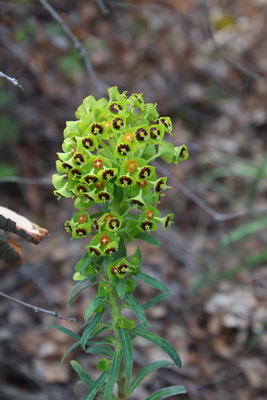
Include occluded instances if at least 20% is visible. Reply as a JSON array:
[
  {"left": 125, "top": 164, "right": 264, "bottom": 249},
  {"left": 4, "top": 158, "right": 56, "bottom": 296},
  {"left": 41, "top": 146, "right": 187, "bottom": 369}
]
[
  {"left": 0, "top": 206, "right": 48, "bottom": 244},
  {"left": 0, "top": 71, "right": 24, "bottom": 90}
]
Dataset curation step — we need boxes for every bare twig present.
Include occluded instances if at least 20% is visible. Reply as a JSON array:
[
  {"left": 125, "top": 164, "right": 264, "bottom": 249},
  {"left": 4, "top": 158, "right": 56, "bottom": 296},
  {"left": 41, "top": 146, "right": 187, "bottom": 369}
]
[
  {"left": 0, "top": 290, "right": 77, "bottom": 322},
  {"left": 0, "top": 176, "right": 52, "bottom": 185},
  {"left": 0, "top": 71, "right": 24, "bottom": 90},
  {"left": 199, "top": 0, "right": 267, "bottom": 84},
  {"left": 2, "top": 168, "right": 267, "bottom": 222},
  {"left": 156, "top": 162, "right": 267, "bottom": 221},
  {"left": 38, "top": 0, "right": 105, "bottom": 95},
  {"left": 109, "top": 1, "right": 160, "bottom": 11}
]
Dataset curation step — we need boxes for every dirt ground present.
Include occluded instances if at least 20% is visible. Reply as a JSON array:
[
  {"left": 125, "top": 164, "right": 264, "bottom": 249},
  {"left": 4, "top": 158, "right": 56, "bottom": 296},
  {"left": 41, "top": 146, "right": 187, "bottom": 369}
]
[{"left": 1, "top": 1, "right": 267, "bottom": 399}]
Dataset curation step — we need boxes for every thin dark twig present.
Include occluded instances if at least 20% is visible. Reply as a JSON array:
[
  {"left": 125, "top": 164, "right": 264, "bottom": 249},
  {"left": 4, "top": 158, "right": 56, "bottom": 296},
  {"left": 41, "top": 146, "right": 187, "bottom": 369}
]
[
  {"left": 96, "top": 0, "right": 110, "bottom": 15},
  {"left": 199, "top": 0, "right": 267, "bottom": 84},
  {"left": 38, "top": 0, "right": 104, "bottom": 95},
  {"left": 3, "top": 170, "right": 267, "bottom": 222},
  {"left": 0, "top": 71, "right": 24, "bottom": 90},
  {"left": 156, "top": 162, "right": 267, "bottom": 221},
  {"left": 0, "top": 291, "right": 77, "bottom": 322},
  {"left": 109, "top": 1, "right": 160, "bottom": 11},
  {"left": 0, "top": 176, "right": 52, "bottom": 185}
]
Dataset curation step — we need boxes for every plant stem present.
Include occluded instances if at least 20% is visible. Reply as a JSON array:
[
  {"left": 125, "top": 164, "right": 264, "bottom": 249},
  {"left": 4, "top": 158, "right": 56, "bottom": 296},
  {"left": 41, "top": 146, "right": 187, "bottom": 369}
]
[{"left": 109, "top": 285, "right": 128, "bottom": 399}]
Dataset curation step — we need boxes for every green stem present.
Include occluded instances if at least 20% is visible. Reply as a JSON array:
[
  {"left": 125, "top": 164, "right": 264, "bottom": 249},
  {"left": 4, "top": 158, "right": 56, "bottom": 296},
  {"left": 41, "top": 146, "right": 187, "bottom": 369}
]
[
  {"left": 99, "top": 139, "right": 119, "bottom": 166},
  {"left": 109, "top": 284, "right": 128, "bottom": 399},
  {"left": 146, "top": 153, "right": 160, "bottom": 164}
]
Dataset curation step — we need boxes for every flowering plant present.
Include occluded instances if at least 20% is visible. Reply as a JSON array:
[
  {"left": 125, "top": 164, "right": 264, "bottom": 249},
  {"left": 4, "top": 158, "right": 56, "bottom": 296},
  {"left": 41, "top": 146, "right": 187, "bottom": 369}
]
[{"left": 52, "top": 87, "right": 188, "bottom": 399}]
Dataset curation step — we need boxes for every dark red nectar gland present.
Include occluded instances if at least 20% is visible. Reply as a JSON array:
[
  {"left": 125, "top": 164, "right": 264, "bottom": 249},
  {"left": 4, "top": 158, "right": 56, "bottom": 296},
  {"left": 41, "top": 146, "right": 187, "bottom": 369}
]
[
  {"left": 91, "top": 123, "right": 104, "bottom": 135},
  {"left": 117, "top": 144, "right": 130, "bottom": 156},
  {"left": 109, "top": 103, "right": 122, "bottom": 114},
  {"left": 112, "top": 117, "right": 124, "bottom": 129},
  {"left": 82, "top": 137, "right": 94, "bottom": 148}
]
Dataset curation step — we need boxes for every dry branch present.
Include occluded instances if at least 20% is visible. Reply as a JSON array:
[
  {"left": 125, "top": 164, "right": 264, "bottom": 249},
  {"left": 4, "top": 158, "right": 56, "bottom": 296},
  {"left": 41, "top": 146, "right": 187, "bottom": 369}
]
[
  {"left": 0, "top": 291, "right": 77, "bottom": 322},
  {"left": 199, "top": 0, "right": 267, "bottom": 84},
  {"left": 38, "top": 0, "right": 105, "bottom": 95},
  {"left": 0, "top": 207, "right": 48, "bottom": 245},
  {"left": 0, "top": 71, "right": 24, "bottom": 89}
]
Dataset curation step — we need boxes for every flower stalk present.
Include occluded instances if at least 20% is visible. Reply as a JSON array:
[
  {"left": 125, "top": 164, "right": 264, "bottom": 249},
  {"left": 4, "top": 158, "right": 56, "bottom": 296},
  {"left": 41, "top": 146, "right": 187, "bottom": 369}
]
[{"left": 52, "top": 87, "right": 189, "bottom": 399}]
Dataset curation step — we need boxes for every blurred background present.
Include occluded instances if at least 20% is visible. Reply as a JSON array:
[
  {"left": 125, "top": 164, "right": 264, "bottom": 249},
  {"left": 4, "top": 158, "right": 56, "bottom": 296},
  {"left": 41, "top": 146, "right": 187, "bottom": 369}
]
[{"left": 1, "top": 0, "right": 267, "bottom": 399}]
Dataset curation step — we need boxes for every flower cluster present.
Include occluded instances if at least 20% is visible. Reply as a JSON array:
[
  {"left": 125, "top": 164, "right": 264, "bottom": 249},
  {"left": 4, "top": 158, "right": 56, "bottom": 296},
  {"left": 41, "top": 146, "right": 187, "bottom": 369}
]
[{"left": 53, "top": 87, "right": 188, "bottom": 261}]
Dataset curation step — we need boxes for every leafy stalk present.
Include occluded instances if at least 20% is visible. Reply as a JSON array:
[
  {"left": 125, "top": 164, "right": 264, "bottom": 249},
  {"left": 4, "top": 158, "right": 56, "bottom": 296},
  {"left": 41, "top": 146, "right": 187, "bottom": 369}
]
[{"left": 52, "top": 86, "right": 189, "bottom": 398}]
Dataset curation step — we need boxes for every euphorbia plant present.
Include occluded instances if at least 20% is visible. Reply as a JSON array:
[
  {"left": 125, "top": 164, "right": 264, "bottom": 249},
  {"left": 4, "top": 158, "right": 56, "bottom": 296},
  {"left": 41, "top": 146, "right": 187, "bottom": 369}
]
[{"left": 52, "top": 87, "right": 188, "bottom": 400}]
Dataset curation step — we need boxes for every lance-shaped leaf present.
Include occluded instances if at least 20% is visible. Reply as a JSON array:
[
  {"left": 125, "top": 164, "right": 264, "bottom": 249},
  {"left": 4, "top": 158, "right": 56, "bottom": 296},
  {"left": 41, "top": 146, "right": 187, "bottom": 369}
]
[
  {"left": 145, "top": 385, "right": 187, "bottom": 400},
  {"left": 67, "top": 281, "right": 100, "bottom": 308},
  {"left": 103, "top": 348, "right": 120, "bottom": 400},
  {"left": 135, "top": 272, "right": 169, "bottom": 292},
  {"left": 128, "top": 361, "right": 172, "bottom": 396},
  {"left": 84, "top": 295, "right": 107, "bottom": 321},
  {"left": 70, "top": 360, "right": 94, "bottom": 388},
  {"left": 83, "top": 371, "right": 108, "bottom": 400},
  {"left": 49, "top": 325, "right": 80, "bottom": 341},
  {"left": 142, "top": 292, "right": 173, "bottom": 310},
  {"left": 61, "top": 342, "right": 81, "bottom": 366},
  {"left": 125, "top": 293, "right": 147, "bottom": 327},
  {"left": 81, "top": 311, "right": 104, "bottom": 349},
  {"left": 118, "top": 327, "right": 133, "bottom": 381},
  {"left": 135, "top": 232, "right": 161, "bottom": 246},
  {"left": 116, "top": 277, "right": 126, "bottom": 299},
  {"left": 132, "top": 328, "right": 181, "bottom": 368},
  {"left": 86, "top": 345, "right": 113, "bottom": 358}
]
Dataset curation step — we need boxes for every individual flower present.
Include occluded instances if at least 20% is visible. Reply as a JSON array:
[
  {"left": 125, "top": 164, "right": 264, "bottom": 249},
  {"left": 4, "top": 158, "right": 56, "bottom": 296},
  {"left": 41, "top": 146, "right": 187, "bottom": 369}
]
[
  {"left": 137, "top": 219, "right": 157, "bottom": 232},
  {"left": 114, "top": 142, "right": 134, "bottom": 158},
  {"left": 97, "top": 213, "right": 122, "bottom": 233},
  {"left": 86, "top": 232, "right": 119, "bottom": 257},
  {"left": 108, "top": 258, "right": 130, "bottom": 279},
  {"left": 115, "top": 175, "right": 136, "bottom": 188}
]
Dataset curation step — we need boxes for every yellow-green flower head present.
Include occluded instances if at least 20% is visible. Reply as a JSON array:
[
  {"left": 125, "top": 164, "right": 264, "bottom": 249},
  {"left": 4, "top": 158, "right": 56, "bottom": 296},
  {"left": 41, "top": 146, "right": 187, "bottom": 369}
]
[{"left": 52, "top": 86, "right": 189, "bottom": 260}]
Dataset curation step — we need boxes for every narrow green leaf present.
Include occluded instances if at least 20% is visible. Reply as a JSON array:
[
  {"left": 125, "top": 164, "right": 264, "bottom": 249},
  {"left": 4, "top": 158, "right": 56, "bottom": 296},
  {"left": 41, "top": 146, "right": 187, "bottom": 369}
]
[
  {"left": 132, "top": 328, "right": 181, "bottom": 368},
  {"left": 67, "top": 281, "right": 99, "bottom": 307},
  {"left": 116, "top": 278, "right": 126, "bottom": 299},
  {"left": 135, "top": 272, "right": 169, "bottom": 292},
  {"left": 86, "top": 339, "right": 114, "bottom": 346},
  {"left": 118, "top": 328, "right": 133, "bottom": 381},
  {"left": 61, "top": 341, "right": 80, "bottom": 366},
  {"left": 125, "top": 293, "right": 147, "bottom": 327},
  {"left": 84, "top": 296, "right": 106, "bottom": 321},
  {"left": 132, "top": 246, "right": 142, "bottom": 260},
  {"left": 81, "top": 311, "right": 104, "bottom": 349},
  {"left": 75, "top": 252, "right": 93, "bottom": 273},
  {"left": 108, "top": 237, "right": 127, "bottom": 263},
  {"left": 70, "top": 275, "right": 98, "bottom": 296},
  {"left": 70, "top": 360, "right": 94, "bottom": 388},
  {"left": 142, "top": 292, "right": 173, "bottom": 310},
  {"left": 83, "top": 371, "right": 108, "bottom": 400},
  {"left": 103, "top": 348, "right": 120, "bottom": 400},
  {"left": 145, "top": 385, "right": 187, "bottom": 400},
  {"left": 219, "top": 217, "right": 267, "bottom": 248},
  {"left": 247, "top": 153, "right": 267, "bottom": 208},
  {"left": 49, "top": 325, "right": 80, "bottom": 341},
  {"left": 135, "top": 232, "right": 161, "bottom": 246},
  {"left": 128, "top": 361, "right": 172, "bottom": 395},
  {"left": 192, "top": 248, "right": 267, "bottom": 291},
  {"left": 86, "top": 345, "right": 113, "bottom": 358}
]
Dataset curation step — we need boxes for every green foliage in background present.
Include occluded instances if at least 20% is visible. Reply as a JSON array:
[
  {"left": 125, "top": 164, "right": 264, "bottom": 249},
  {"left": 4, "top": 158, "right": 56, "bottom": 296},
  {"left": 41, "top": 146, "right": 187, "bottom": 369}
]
[{"left": 0, "top": 87, "right": 19, "bottom": 177}]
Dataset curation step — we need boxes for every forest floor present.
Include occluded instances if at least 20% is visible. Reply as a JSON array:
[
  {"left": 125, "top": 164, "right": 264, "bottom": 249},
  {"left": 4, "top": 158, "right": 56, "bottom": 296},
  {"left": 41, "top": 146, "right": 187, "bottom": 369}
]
[{"left": 1, "top": 1, "right": 267, "bottom": 399}]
